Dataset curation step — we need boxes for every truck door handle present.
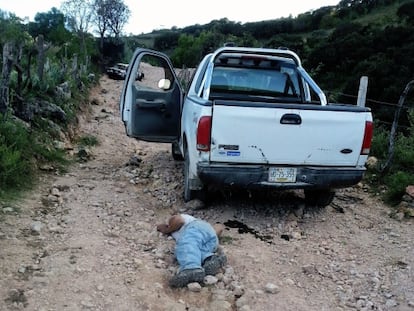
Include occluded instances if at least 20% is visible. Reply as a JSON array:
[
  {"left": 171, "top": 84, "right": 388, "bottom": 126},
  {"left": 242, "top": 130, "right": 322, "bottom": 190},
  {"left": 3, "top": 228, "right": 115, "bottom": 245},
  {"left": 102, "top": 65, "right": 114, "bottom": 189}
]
[
  {"left": 136, "top": 99, "right": 166, "bottom": 111},
  {"left": 280, "top": 113, "right": 301, "bottom": 125}
]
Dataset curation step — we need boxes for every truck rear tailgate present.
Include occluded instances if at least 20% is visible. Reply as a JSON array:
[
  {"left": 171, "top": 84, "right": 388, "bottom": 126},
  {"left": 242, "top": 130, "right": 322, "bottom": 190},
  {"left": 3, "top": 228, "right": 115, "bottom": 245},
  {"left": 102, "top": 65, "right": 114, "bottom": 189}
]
[{"left": 210, "top": 101, "right": 369, "bottom": 167}]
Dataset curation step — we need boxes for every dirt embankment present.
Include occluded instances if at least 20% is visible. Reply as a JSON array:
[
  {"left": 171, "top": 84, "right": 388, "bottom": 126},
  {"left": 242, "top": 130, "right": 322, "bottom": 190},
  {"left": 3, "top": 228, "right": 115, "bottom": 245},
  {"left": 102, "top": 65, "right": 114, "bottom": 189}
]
[{"left": 1, "top": 76, "right": 413, "bottom": 311}]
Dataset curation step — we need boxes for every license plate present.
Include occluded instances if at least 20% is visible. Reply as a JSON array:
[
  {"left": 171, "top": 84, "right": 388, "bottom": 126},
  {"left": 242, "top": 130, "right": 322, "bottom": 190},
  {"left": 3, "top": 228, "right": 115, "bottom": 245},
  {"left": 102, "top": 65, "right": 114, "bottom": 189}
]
[{"left": 268, "top": 167, "right": 297, "bottom": 183}]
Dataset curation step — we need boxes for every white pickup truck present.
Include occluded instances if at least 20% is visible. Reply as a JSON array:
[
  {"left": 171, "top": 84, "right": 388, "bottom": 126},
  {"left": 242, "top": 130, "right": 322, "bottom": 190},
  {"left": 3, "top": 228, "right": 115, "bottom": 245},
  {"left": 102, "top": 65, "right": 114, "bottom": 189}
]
[{"left": 120, "top": 46, "right": 373, "bottom": 206}]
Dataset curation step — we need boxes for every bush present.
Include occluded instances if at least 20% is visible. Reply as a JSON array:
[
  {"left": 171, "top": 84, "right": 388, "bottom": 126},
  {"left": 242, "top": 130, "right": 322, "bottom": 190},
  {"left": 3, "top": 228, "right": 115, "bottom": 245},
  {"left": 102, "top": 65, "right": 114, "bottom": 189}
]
[
  {"left": 384, "top": 171, "right": 414, "bottom": 205},
  {"left": 0, "top": 115, "right": 70, "bottom": 200},
  {"left": 0, "top": 118, "right": 35, "bottom": 193},
  {"left": 369, "top": 124, "right": 389, "bottom": 160},
  {"left": 367, "top": 110, "right": 414, "bottom": 205},
  {"left": 77, "top": 135, "right": 99, "bottom": 147}
]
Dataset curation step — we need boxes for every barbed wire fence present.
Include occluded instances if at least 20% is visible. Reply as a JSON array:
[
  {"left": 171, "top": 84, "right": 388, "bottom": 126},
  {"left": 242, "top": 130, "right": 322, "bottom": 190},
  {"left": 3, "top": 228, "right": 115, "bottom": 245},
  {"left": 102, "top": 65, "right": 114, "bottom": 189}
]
[
  {"left": 329, "top": 79, "right": 414, "bottom": 173},
  {"left": 327, "top": 87, "right": 414, "bottom": 130}
]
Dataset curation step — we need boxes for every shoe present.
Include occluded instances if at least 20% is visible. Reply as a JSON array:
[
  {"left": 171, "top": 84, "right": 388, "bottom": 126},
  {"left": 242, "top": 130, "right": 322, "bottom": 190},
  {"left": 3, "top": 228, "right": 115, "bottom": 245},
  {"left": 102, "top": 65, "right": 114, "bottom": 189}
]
[
  {"left": 169, "top": 268, "right": 205, "bottom": 288},
  {"left": 202, "top": 254, "right": 227, "bottom": 276}
]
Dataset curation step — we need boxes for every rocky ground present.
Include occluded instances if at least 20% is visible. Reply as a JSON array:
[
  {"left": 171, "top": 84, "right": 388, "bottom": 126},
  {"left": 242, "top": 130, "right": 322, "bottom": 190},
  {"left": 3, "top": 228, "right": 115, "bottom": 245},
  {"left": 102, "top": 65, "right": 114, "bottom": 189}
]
[{"left": 1, "top": 76, "right": 413, "bottom": 311}]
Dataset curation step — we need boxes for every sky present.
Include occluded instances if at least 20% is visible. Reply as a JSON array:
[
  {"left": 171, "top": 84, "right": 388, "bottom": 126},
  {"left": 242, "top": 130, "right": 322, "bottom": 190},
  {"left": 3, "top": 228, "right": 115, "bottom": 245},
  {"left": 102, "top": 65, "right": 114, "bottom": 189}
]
[{"left": 0, "top": 0, "right": 340, "bottom": 35}]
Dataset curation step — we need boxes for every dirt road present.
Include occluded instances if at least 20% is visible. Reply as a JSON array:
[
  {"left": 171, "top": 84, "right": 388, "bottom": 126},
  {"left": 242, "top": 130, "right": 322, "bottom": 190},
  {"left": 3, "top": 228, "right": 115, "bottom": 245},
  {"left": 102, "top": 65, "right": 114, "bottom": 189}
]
[{"left": 1, "top": 76, "right": 413, "bottom": 311}]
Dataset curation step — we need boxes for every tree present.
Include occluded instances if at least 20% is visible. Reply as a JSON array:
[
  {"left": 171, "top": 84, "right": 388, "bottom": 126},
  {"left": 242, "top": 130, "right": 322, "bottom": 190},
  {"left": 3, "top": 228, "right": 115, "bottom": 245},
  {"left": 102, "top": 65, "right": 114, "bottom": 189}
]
[
  {"left": 28, "top": 8, "right": 68, "bottom": 44},
  {"left": 61, "top": 0, "right": 93, "bottom": 58},
  {"left": 92, "top": 0, "right": 111, "bottom": 50},
  {"left": 397, "top": 1, "right": 414, "bottom": 24},
  {"left": 106, "top": 0, "right": 130, "bottom": 38},
  {"left": 0, "top": 12, "right": 33, "bottom": 116}
]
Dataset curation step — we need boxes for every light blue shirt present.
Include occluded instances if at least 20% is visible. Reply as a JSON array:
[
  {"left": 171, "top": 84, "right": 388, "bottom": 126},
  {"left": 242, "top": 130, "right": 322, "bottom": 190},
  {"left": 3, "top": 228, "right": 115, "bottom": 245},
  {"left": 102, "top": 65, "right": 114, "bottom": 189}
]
[{"left": 171, "top": 214, "right": 196, "bottom": 241}]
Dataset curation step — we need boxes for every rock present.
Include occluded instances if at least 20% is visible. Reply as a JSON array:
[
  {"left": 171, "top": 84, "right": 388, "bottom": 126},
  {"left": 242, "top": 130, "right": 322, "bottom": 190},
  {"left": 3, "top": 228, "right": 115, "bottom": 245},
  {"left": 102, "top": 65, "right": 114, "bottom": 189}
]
[
  {"left": 48, "top": 226, "right": 64, "bottom": 233},
  {"left": 187, "top": 282, "right": 202, "bottom": 292},
  {"left": 5, "top": 289, "right": 28, "bottom": 307},
  {"left": 18, "top": 266, "right": 26, "bottom": 274},
  {"left": 30, "top": 221, "right": 44, "bottom": 235},
  {"left": 209, "top": 300, "right": 232, "bottom": 311},
  {"left": 265, "top": 283, "right": 279, "bottom": 294},
  {"left": 80, "top": 300, "right": 95, "bottom": 308},
  {"left": 50, "top": 187, "right": 61, "bottom": 197},
  {"left": 164, "top": 302, "right": 186, "bottom": 311},
  {"left": 184, "top": 199, "right": 205, "bottom": 210},
  {"left": 406, "top": 185, "right": 414, "bottom": 198},
  {"left": 302, "top": 264, "right": 317, "bottom": 275},
  {"left": 232, "top": 285, "right": 244, "bottom": 297},
  {"left": 56, "top": 82, "right": 71, "bottom": 99},
  {"left": 236, "top": 295, "right": 249, "bottom": 308},
  {"left": 204, "top": 275, "right": 218, "bottom": 285},
  {"left": 366, "top": 156, "right": 378, "bottom": 169},
  {"left": 77, "top": 146, "right": 93, "bottom": 162},
  {"left": 2, "top": 207, "right": 14, "bottom": 213},
  {"left": 127, "top": 155, "right": 142, "bottom": 167},
  {"left": 385, "top": 299, "right": 398, "bottom": 307},
  {"left": 291, "top": 231, "right": 302, "bottom": 240}
]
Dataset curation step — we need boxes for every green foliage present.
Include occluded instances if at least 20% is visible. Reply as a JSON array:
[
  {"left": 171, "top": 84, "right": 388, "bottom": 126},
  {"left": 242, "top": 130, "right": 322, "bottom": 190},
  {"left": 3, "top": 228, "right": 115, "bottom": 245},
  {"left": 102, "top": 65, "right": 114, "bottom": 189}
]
[
  {"left": 171, "top": 34, "right": 203, "bottom": 67},
  {"left": 368, "top": 110, "right": 414, "bottom": 205},
  {"left": 0, "top": 115, "right": 70, "bottom": 201},
  {"left": 28, "top": 8, "right": 70, "bottom": 44},
  {"left": 77, "top": 135, "right": 99, "bottom": 147},
  {"left": 370, "top": 124, "right": 389, "bottom": 160},
  {"left": 384, "top": 171, "right": 414, "bottom": 205},
  {"left": 397, "top": 1, "right": 414, "bottom": 24},
  {"left": 0, "top": 118, "right": 35, "bottom": 195}
]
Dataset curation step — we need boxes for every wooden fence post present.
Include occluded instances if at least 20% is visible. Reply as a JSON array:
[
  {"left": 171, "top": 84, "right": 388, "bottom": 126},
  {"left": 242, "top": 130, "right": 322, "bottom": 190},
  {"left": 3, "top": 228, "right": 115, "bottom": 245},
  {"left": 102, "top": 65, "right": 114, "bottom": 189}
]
[{"left": 357, "top": 76, "right": 368, "bottom": 107}]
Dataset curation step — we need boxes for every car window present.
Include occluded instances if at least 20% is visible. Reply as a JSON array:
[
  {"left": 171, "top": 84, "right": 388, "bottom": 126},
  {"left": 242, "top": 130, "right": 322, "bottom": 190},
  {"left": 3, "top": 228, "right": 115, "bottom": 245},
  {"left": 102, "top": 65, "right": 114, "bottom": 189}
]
[
  {"left": 134, "top": 54, "right": 174, "bottom": 90},
  {"left": 210, "top": 63, "right": 301, "bottom": 99}
]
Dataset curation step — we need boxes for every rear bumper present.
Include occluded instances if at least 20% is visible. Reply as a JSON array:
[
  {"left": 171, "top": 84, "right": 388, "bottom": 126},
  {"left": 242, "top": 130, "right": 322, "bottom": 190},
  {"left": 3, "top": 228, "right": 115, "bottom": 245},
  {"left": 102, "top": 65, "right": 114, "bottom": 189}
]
[{"left": 197, "top": 163, "right": 365, "bottom": 189}]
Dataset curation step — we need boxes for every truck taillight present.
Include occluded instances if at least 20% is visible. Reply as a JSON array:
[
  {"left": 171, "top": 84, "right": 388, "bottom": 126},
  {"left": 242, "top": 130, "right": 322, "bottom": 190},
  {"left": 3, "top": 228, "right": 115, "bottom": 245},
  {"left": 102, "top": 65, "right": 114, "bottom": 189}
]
[
  {"left": 361, "top": 121, "right": 373, "bottom": 155},
  {"left": 196, "top": 116, "right": 212, "bottom": 151}
]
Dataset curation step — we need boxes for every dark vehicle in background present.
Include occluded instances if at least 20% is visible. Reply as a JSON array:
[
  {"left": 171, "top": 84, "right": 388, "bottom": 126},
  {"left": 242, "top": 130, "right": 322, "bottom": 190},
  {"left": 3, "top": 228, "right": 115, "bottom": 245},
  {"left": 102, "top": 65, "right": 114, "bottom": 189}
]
[
  {"left": 106, "top": 63, "right": 129, "bottom": 80},
  {"left": 106, "top": 63, "right": 144, "bottom": 81}
]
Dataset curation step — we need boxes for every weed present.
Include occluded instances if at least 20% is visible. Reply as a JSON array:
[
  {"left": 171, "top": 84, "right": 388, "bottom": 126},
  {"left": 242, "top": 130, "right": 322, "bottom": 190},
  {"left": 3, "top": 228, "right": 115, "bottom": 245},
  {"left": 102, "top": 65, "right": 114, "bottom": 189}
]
[
  {"left": 77, "top": 135, "right": 99, "bottom": 147},
  {"left": 0, "top": 118, "right": 35, "bottom": 195}
]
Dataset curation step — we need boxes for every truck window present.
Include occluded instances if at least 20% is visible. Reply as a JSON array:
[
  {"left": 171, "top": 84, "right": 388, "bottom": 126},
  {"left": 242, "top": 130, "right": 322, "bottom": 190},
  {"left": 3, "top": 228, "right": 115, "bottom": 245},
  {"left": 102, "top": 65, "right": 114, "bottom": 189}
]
[
  {"left": 134, "top": 54, "right": 174, "bottom": 91},
  {"left": 210, "top": 65, "right": 301, "bottom": 100}
]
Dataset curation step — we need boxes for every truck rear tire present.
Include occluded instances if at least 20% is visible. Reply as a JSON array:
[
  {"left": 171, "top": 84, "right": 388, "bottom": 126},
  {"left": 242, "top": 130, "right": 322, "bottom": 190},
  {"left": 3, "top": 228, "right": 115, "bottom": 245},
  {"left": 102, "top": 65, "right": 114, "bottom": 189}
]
[
  {"left": 304, "top": 189, "right": 335, "bottom": 207},
  {"left": 183, "top": 149, "right": 196, "bottom": 202},
  {"left": 171, "top": 142, "right": 184, "bottom": 161},
  {"left": 183, "top": 148, "right": 207, "bottom": 202}
]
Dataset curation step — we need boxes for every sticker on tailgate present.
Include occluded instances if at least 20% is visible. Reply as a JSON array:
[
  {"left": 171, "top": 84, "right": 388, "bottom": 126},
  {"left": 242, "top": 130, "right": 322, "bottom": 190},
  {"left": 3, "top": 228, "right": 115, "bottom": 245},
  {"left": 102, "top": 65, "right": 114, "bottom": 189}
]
[
  {"left": 218, "top": 144, "right": 240, "bottom": 157},
  {"left": 226, "top": 151, "right": 240, "bottom": 156},
  {"left": 219, "top": 144, "right": 239, "bottom": 150}
]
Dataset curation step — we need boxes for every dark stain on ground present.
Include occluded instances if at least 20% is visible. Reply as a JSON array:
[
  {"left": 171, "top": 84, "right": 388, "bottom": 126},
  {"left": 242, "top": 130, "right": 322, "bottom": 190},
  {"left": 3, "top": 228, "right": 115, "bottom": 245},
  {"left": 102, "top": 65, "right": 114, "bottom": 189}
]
[{"left": 224, "top": 219, "right": 273, "bottom": 244}]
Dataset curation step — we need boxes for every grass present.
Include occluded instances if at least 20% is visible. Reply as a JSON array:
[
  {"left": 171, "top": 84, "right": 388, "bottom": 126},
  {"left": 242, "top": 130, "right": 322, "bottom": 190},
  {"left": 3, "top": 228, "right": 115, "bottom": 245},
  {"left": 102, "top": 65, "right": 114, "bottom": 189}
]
[{"left": 77, "top": 134, "right": 99, "bottom": 147}]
